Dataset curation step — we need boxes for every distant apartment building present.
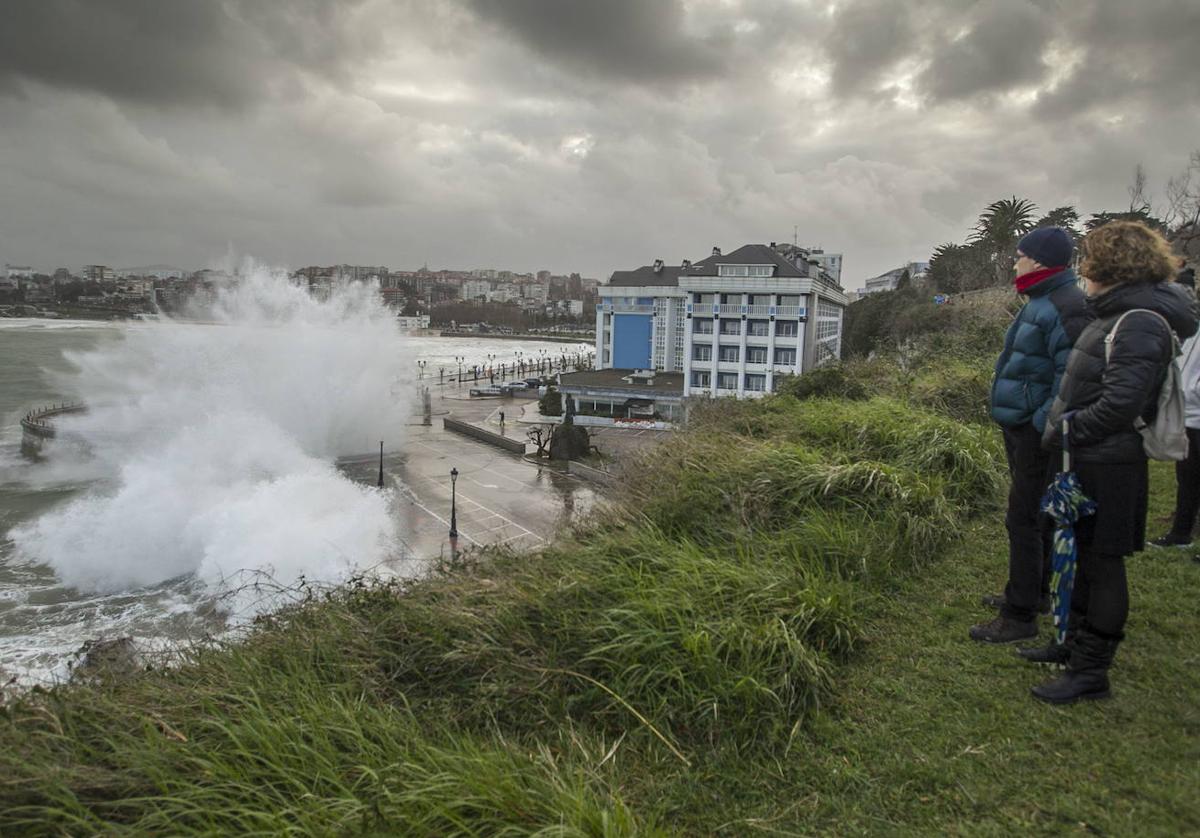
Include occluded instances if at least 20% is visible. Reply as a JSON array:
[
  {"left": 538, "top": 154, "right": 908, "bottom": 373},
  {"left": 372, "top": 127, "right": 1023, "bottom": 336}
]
[
  {"left": 594, "top": 243, "right": 848, "bottom": 400},
  {"left": 2, "top": 265, "right": 32, "bottom": 290},
  {"left": 861, "top": 261, "right": 930, "bottom": 295},
  {"left": 806, "top": 249, "right": 843, "bottom": 284},
  {"left": 83, "top": 265, "right": 115, "bottom": 282},
  {"left": 521, "top": 282, "right": 548, "bottom": 304},
  {"left": 118, "top": 265, "right": 185, "bottom": 280},
  {"left": 461, "top": 279, "right": 491, "bottom": 301},
  {"left": 396, "top": 314, "right": 431, "bottom": 330},
  {"left": 488, "top": 283, "right": 520, "bottom": 304}
]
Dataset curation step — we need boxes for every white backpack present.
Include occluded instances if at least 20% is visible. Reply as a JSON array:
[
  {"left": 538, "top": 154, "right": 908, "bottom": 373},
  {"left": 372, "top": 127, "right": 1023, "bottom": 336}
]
[{"left": 1104, "top": 308, "right": 1188, "bottom": 461}]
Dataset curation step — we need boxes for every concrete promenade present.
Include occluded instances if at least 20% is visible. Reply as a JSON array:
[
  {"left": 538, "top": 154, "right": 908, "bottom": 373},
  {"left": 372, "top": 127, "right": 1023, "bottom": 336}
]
[{"left": 339, "top": 391, "right": 597, "bottom": 562}]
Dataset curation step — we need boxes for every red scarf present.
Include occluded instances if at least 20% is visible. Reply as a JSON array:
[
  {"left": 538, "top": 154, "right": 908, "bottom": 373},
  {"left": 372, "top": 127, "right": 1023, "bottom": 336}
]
[{"left": 1014, "top": 265, "right": 1067, "bottom": 294}]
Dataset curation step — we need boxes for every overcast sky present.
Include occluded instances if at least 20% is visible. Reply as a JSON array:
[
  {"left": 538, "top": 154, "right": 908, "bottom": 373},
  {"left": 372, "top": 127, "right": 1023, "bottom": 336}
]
[{"left": 2, "top": 0, "right": 1198, "bottom": 289}]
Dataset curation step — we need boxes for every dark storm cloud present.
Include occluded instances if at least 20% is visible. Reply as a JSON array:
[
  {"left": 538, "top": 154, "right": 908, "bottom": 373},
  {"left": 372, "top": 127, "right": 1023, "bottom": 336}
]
[
  {"left": 0, "top": 0, "right": 378, "bottom": 109},
  {"left": 1, "top": 0, "right": 1198, "bottom": 287},
  {"left": 465, "top": 0, "right": 724, "bottom": 84},
  {"left": 1032, "top": 0, "right": 1200, "bottom": 119},
  {"left": 915, "top": 0, "right": 1051, "bottom": 102},
  {"left": 824, "top": 0, "right": 916, "bottom": 97}
]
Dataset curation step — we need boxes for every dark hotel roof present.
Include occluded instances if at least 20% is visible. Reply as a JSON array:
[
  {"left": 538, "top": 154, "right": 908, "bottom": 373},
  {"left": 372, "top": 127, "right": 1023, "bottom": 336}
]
[
  {"left": 606, "top": 244, "right": 822, "bottom": 288},
  {"left": 686, "top": 244, "right": 809, "bottom": 278},
  {"left": 607, "top": 264, "right": 685, "bottom": 287}
]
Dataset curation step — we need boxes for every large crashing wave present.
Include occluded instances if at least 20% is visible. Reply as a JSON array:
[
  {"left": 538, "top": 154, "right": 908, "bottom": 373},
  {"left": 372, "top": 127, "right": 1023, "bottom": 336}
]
[{"left": 12, "top": 265, "right": 409, "bottom": 606}]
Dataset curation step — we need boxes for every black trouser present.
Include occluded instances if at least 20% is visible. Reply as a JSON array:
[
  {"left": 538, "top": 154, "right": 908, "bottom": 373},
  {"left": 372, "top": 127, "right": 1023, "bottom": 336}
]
[
  {"left": 1002, "top": 423, "right": 1054, "bottom": 622},
  {"left": 1072, "top": 547, "right": 1129, "bottom": 639},
  {"left": 1168, "top": 427, "right": 1200, "bottom": 540}
]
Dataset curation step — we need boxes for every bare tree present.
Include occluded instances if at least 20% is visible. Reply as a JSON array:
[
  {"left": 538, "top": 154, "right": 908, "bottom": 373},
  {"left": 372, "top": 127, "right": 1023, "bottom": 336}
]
[
  {"left": 526, "top": 425, "right": 552, "bottom": 458},
  {"left": 1166, "top": 150, "right": 1200, "bottom": 258},
  {"left": 1128, "top": 163, "right": 1152, "bottom": 214}
]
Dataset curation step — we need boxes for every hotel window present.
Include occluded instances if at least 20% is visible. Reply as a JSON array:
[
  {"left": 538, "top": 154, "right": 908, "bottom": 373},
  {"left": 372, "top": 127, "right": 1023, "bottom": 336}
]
[
  {"left": 744, "top": 373, "right": 767, "bottom": 392},
  {"left": 748, "top": 294, "right": 771, "bottom": 307},
  {"left": 693, "top": 344, "right": 712, "bottom": 361},
  {"left": 746, "top": 346, "right": 767, "bottom": 364},
  {"left": 747, "top": 319, "right": 769, "bottom": 337},
  {"left": 691, "top": 371, "right": 711, "bottom": 388},
  {"left": 693, "top": 293, "right": 714, "bottom": 305},
  {"left": 718, "top": 265, "right": 774, "bottom": 277},
  {"left": 774, "top": 347, "right": 797, "bottom": 365},
  {"left": 717, "top": 372, "right": 739, "bottom": 389},
  {"left": 778, "top": 294, "right": 801, "bottom": 307},
  {"left": 718, "top": 346, "right": 740, "bottom": 363},
  {"left": 720, "top": 293, "right": 741, "bottom": 304},
  {"left": 694, "top": 319, "right": 714, "bottom": 334},
  {"left": 719, "top": 319, "right": 741, "bottom": 335},
  {"left": 775, "top": 321, "right": 798, "bottom": 337}
]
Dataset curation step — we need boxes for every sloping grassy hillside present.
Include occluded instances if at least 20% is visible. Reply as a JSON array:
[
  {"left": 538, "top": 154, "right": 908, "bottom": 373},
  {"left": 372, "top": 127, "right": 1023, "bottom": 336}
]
[{"left": 2, "top": 389, "right": 1197, "bottom": 835}]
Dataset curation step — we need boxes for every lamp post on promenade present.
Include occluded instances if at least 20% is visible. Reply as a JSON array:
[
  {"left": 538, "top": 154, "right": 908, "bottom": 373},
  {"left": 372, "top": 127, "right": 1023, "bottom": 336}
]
[
  {"left": 417, "top": 360, "right": 427, "bottom": 380},
  {"left": 377, "top": 441, "right": 384, "bottom": 488},
  {"left": 455, "top": 355, "right": 464, "bottom": 386},
  {"left": 449, "top": 467, "right": 459, "bottom": 539}
]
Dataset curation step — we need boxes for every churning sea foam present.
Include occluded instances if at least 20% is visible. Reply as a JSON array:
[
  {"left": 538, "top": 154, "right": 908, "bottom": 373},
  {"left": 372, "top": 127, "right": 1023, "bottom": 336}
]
[{"left": 12, "top": 264, "right": 410, "bottom": 609}]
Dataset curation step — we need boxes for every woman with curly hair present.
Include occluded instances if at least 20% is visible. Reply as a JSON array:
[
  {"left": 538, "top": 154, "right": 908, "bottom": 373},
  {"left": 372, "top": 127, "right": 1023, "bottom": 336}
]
[{"left": 1024, "top": 221, "right": 1198, "bottom": 703}]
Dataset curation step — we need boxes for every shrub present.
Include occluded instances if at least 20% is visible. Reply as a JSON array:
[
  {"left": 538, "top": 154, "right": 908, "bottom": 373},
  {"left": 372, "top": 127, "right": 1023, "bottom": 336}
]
[{"left": 538, "top": 385, "right": 562, "bottom": 416}]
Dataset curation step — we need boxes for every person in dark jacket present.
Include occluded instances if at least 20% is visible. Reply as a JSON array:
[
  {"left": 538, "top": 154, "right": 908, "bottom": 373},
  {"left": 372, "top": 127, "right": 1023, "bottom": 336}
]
[
  {"left": 1021, "top": 221, "right": 1199, "bottom": 704},
  {"left": 971, "top": 226, "right": 1091, "bottom": 643}
]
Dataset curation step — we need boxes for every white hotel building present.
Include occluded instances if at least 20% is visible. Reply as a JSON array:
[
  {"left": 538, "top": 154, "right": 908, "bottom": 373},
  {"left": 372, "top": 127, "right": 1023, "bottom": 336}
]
[{"left": 593, "top": 243, "right": 848, "bottom": 399}]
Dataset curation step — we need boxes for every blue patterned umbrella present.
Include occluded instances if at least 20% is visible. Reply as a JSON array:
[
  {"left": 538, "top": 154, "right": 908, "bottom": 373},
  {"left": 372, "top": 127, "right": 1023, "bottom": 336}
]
[{"left": 1040, "top": 419, "right": 1097, "bottom": 645}]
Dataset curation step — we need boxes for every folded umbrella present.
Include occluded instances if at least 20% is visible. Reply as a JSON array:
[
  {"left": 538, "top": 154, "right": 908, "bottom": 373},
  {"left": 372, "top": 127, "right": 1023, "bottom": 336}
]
[{"left": 1040, "top": 417, "right": 1098, "bottom": 645}]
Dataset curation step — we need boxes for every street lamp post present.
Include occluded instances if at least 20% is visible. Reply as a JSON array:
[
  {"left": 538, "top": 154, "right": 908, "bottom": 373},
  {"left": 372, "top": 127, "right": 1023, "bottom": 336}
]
[
  {"left": 455, "top": 355, "right": 464, "bottom": 386},
  {"left": 377, "top": 441, "right": 384, "bottom": 488},
  {"left": 449, "top": 467, "right": 459, "bottom": 538}
]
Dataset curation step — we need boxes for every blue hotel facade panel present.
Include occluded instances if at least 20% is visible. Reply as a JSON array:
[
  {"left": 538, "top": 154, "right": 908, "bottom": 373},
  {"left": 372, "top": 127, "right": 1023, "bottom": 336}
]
[{"left": 612, "top": 313, "right": 653, "bottom": 369}]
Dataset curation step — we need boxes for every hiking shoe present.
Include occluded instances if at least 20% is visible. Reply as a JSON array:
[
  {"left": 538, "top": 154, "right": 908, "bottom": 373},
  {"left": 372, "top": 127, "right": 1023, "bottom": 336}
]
[
  {"left": 1148, "top": 533, "right": 1193, "bottom": 549},
  {"left": 981, "top": 593, "right": 1052, "bottom": 615},
  {"left": 969, "top": 615, "right": 1038, "bottom": 644}
]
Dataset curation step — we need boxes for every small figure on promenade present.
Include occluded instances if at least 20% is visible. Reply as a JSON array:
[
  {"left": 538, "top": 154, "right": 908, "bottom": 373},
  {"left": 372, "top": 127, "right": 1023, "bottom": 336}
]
[
  {"left": 1025, "top": 221, "right": 1199, "bottom": 703},
  {"left": 972, "top": 226, "right": 1091, "bottom": 644}
]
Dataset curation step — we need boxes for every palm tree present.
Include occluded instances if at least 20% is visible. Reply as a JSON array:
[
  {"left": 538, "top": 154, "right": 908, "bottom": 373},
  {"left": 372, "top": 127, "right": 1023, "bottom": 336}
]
[
  {"left": 1034, "top": 206, "right": 1082, "bottom": 239},
  {"left": 928, "top": 242, "right": 990, "bottom": 292},
  {"left": 970, "top": 197, "right": 1038, "bottom": 285}
]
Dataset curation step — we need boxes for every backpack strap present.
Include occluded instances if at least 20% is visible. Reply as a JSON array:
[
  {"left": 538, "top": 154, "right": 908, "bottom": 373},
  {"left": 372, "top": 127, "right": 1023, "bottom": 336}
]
[
  {"left": 1104, "top": 308, "right": 1181, "bottom": 433},
  {"left": 1104, "top": 308, "right": 1178, "bottom": 365}
]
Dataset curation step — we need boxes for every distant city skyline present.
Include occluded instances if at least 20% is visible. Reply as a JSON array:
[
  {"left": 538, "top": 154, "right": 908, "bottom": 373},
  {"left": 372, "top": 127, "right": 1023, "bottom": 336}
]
[{"left": 2, "top": 1, "right": 1198, "bottom": 291}]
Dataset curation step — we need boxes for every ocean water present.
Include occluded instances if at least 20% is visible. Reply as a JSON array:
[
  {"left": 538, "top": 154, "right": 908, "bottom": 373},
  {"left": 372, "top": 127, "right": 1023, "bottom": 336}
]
[{"left": 0, "top": 273, "right": 590, "bottom": 685}]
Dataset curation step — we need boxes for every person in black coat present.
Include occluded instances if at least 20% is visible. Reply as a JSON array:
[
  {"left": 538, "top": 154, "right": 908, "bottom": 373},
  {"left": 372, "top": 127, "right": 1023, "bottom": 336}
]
[{"left": 1022, "top": 221, "right": 1199, "bottom": 704}]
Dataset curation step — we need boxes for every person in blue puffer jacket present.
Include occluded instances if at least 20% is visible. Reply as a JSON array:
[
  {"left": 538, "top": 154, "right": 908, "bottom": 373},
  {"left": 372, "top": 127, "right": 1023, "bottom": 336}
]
[{"left": 970, "top": 227, "right": 1092, "bottom": 643}]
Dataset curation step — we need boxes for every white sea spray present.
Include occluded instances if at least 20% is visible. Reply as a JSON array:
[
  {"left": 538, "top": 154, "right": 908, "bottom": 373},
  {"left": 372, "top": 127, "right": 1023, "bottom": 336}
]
[{"left": 11, "top": 263, "right": 410, "bottom": 613}]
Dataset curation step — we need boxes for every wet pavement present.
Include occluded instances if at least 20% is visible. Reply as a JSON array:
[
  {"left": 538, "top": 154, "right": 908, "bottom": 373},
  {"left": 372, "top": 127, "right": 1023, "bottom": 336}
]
[{"left": 339, "top": 392, "right": 598, "bottom": 562}]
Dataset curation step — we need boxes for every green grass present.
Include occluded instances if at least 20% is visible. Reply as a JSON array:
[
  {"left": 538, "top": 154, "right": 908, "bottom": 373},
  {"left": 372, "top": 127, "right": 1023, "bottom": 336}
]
[{"left": 1, "top": 394, "right": 1197, "bottom": 835}]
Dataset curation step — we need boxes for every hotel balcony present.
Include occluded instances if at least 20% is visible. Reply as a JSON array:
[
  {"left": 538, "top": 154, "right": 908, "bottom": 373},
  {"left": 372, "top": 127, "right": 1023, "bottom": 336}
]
[{"left": 601, "top": 302, "right": 656, "bottom": 314}]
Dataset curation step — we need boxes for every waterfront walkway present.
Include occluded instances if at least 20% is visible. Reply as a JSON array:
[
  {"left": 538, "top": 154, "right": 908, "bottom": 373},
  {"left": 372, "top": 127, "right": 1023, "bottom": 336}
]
[{"left": 339, "top": 392, "right": 595, "bottom": 562}]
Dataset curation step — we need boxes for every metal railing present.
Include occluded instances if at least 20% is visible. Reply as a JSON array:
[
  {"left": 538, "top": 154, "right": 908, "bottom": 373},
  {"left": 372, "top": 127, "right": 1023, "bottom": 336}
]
[{"left": 21, "top": 402, "right": 87, "bottom": 439}]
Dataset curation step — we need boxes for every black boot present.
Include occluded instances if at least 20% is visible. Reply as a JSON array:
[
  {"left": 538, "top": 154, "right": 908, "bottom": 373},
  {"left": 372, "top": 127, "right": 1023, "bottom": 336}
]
[{"left": 1031, "top": 630, "right": 1120, "bottom": 704}]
